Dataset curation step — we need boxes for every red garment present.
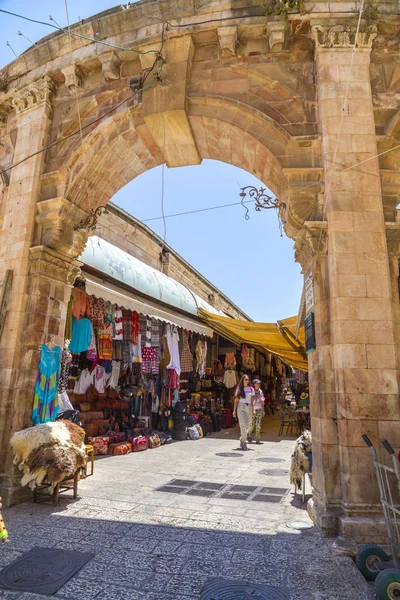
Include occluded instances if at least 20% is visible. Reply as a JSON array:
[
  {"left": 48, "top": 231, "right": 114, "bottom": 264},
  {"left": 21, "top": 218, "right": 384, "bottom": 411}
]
[
  {"left": 72, "top": 289, "right": 91, "bottom": 320},
  {"left": 132, "top": 311, "right": 139, "bottom": 345}
]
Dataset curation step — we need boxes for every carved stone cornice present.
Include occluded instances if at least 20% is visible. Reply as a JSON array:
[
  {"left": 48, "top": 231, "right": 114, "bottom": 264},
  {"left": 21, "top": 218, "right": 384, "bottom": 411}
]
[
  {"left": 312, "top": 24, "right": 377, "bottom": 50},
  {"left": 218, "top": 26, "right": 238, "bottom": 57},
  {"left": 0, "top": 76, "right": 56, "bottom": 124},
  {"left": 29, "top": 246, "right": 82, "bottom": 286},
  {"left": 61, "top": 65, "right": 85, "bottom": 93},
  {"left": 98, "top": 51, "right": 121, "bottom": 81},
  {"left": 267, "top": 21, "right": 288, "bottom": 53},
  {"left": 35, "top": 197, "right": 90, "bottom": 258},
  {"left": 386, "top": 222, "right": 400, "bottom": 257},
  {"left": 294, "top": 221, "right": 328, "bottom": 272},
  {"left": 11, "top": 76, "right": 56, "bottom": 115}
]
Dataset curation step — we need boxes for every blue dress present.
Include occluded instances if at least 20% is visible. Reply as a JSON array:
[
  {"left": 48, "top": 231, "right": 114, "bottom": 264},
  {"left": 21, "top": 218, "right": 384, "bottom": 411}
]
[{"left": 32, "top": 345, "right": 62, "bottom": 425}]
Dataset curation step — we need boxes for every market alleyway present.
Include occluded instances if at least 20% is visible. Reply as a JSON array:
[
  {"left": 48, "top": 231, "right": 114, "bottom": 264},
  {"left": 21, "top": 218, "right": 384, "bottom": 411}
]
[{"left": 0, "top": 422, "right": 373, "bottom": 600}]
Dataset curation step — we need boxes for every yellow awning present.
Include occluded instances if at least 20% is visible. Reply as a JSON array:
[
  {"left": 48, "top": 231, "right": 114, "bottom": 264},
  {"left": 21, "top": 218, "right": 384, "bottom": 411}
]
[{"left": 199, "top": 310, "right": 308, "bottom": 372}]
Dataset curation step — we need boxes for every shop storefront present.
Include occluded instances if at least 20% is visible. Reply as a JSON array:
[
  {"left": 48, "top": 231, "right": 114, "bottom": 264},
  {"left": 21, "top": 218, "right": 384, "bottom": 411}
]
[{"left": 31, "top": 236, "right": 307, "bottom": 459}]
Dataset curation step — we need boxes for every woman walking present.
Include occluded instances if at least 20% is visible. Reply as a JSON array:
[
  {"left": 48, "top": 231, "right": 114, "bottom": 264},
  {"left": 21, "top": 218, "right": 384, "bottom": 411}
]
[
  {"left": 233, "top": 374, "right": 255, "bottom": 451},
  {"left": 248, "top": 379, "right": 265, "bottom": 444}
]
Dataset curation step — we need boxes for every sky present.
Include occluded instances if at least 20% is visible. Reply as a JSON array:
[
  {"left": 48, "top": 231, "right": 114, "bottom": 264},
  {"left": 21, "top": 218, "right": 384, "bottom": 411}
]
[{"left": 0, "top": 0, "right": 304, "bottom": 322}]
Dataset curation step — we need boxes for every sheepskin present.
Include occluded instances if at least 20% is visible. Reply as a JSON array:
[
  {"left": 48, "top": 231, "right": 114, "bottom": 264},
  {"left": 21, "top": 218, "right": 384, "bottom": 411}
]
[
  {"left": 10, "top": 420, "right": 86, "bottom": 490},
  {"left": 290, "top": 430, "right": 312, "bottom": 491}
]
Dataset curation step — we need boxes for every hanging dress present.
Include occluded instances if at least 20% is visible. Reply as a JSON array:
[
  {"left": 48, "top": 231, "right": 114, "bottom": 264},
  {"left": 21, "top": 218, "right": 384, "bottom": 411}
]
[{"left": 32, "top": 344, "right": 62, "bottom": 425}]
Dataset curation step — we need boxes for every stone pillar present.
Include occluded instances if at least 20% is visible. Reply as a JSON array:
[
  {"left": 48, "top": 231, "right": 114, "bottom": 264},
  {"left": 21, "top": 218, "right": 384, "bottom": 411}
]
[
  {"left": 295, "top": 222, "right": 341, "bottom": 536},
  {"left": 0, "top": 79, "right": 82, "bottom": 504},
  {"left": 312, "top": 25, "right": 400, "bottom": 541}
]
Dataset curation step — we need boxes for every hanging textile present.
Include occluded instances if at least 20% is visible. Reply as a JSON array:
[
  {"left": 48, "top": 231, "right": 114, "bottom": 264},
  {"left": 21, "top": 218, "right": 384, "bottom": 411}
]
[
  {"left": 58, "top": 347, "right": 72, "bottom": 394},
  {"left": 166, "top": 324, "right": 181, "bottom": 375},
  {"left": 114, "top": 307, "right": 123, "bottom": 340},
  {"left": 180, "top": 331, "right": 193, "bottom": 372},
  {"left": 98, "top": 322, "right": 113, "bottom": 360},
  {"left": 70, "top": 317, "right": 92, "bottom": 354},
  {"left": 89, "top": 295, "right": 105, "bottom": 329},
  {"left": 72, "top": 288, "right": 91, "bottom": 320},
  {"left": 32, "top": 344, "right": 62, "bottom": 425}
]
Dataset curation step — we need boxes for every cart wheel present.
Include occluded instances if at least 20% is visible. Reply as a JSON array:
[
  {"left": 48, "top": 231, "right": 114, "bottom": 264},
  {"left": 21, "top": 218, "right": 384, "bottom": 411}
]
[
  {"left": 356, "top": 544, "right": 389, "bottom": 581},
  {"left": 375, "top": 569, "right": 400, "bottom": 599}
]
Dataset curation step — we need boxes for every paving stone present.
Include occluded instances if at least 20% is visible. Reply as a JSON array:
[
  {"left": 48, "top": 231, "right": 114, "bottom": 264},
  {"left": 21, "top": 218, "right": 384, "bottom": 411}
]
[
  {"left": 0, "top": 433, "right": 372, "bottom": 600},
  {"left": 55, "top": 580, "right": 105, "bottom": 600}
]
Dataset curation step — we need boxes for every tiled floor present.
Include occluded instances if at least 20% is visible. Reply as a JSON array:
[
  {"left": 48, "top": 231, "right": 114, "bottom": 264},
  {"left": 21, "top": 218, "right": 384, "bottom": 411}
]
[{"left": 0, "top": 416, "right": 374, "bottom": 599}]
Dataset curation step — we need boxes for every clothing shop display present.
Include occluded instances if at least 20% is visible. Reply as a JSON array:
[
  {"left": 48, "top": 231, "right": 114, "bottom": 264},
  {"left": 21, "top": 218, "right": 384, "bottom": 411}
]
[
  {"left": 32, "top": 344, "right": 62, "bottom": 425},
  {"left": 58, "top": 346, "right": 72, "bottom": 393},
  {"left": 223, "top": 369, "right": 237, "bottom": 389},
  {"left": 94, "top": 365, "right": 106, "bottom": 394},
  {"left": 142, "top": 347, "right": 159, "bottom": 374},
  {"left": 70, "top": 317, "right": 92, "bottom": 354},
  {"left": 114, "top": 308, "right": 123, "bottom": 340},
  {"left": 180, "top": 331, "right": 193, "bottom": 372},
  {"left": 89, "top": 295, "right": 105, "bottom": 329},
  {"left": 74, "top": 369, "right": 93, "bottom": 395},
  {"left": 224, "top": 352, "right": 236, "bottom": 369},
  {"left": 98, "top": 322, "right": 113, "bottom": 361},
  {"left": 58, "top": 390, "right": 74, "bottom": 412},
  {"left": 72, "top": 288, "right": 91, "bottom": 320},
  {"left": 166, "top": 324, "right": 181, "bottom": 375}
]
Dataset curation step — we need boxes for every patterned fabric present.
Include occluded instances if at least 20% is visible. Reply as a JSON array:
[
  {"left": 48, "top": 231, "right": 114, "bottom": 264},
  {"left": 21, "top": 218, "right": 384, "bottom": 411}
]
[
  {"left": 122, "top": 309, "right": 133, "bottom": 342},
  {"left": 122, "top": 341, "right": 131, "bottom": 366},
  {"left": 145, "top": 317, "right": 152, "bottom": 347},
  {"left": 114, "top": 308, "right": 123, "bottom": 340},
  {"left": 142, "top": 347, "right": 159, "bottom": 374},
  {"left": 151, "top": 318, "right": 160, "bottom": 347},
  {"left": 132, "top": 311, "right": 140, "bottom": 345},
  {"left": 139, "top": 315, "right": 147, "bottom": 348},
  {"left": 58, "top": 348, "right": 72, "bottom": 393},
  {"left": 237, "top": 403, "right": 253, "bottom": 446},
  {"left": 86, "top": 322, "right": 97, "bottom": 362},
  {"left": 180, "top": 331, "right": 193, "bottom": 373},
  {"left": 113, "top": 340, "right": 123, "bottom": 361},
  {"left": 89, "top": 295, "right": 105, "bottom": 329},
  {"left": 250, "top": 408, "right": 262, "bottom": 442},
  {"left": 32, "top": 345, "right": 62, "bottom": 424},
  {"left": 88, "top": 436, "right": 109, "bottom": 456},
  {"left": 98, "top": 323, "right": 113, "bottom": 360}
]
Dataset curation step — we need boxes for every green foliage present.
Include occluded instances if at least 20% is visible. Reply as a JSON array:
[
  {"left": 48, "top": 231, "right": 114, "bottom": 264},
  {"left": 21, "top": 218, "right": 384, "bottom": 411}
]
[{"left": 264, "top": 0, "right": 307, "bottom": 18}]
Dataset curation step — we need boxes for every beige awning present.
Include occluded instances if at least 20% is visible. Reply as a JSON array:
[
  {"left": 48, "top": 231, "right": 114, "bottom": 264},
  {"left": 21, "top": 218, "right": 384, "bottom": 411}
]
[{"left": 84, "top": 274, "right": 214, "bottom": 337}]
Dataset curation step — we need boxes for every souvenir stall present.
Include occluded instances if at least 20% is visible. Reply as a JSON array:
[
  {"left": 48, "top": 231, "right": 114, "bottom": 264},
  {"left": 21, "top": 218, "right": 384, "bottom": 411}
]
[{"left": 59, "top": 275, "right": 218, "bottom": 454}]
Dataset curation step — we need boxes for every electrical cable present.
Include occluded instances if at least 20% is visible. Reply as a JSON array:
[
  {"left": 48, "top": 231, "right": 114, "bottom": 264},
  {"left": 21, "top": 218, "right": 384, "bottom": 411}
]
[
  {"left": 64, "top": 0, "right": 90, "bottom": 201},
  {"left": 143, "top": 198, "right": 259, "bottom": 222},
  {"left": 0, "top": 8, "right": 159, "bottom": 54},
  {"left": 0, "top": 20, "right": 168, "bottom": 179}
]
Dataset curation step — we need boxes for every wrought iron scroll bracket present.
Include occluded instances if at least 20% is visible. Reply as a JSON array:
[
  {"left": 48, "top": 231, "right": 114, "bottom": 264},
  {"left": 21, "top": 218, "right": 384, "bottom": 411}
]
[{"left": 73, "top": 206, "right": 109, "bottom": 232}]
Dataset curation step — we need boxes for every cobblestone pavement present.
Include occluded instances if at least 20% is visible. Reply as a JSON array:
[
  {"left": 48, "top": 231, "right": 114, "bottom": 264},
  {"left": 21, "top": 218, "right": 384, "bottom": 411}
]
[{"left": 0, "top": 422, "right": 373, "bottom": 600}]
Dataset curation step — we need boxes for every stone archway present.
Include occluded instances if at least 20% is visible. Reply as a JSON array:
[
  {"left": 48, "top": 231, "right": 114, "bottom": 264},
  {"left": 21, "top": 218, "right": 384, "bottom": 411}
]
[{"left": 1, "top": 0, "right": 400, "bottom": 543}]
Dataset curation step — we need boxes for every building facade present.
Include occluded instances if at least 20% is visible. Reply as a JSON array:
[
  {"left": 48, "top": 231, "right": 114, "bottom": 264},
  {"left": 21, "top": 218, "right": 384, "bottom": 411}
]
[{"left": 0, "top": 0, "right": 399, "bottom": 542}]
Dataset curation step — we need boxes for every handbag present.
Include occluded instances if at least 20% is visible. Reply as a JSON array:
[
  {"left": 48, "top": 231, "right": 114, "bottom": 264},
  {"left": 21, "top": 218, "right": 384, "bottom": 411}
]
[
  {"left": 132, "top": 436, "right": 149, "bottom": 452},
  {"left": 148, "top": 433, "right": 161, "bottom": 449}
]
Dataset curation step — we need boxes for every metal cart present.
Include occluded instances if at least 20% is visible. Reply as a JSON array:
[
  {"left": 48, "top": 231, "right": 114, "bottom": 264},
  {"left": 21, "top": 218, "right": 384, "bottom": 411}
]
[{"left": 355, "top": 435, "right": 400, "bottom": 599}]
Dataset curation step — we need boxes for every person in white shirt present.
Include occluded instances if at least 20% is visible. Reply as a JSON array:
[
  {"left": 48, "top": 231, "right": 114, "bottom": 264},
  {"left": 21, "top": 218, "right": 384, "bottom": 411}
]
[
  {"left": 233, "top": 374, "right": 255, "bottom": 451},
  {"left": 248, "top": 379, "right": 265, "bottom": 444}
]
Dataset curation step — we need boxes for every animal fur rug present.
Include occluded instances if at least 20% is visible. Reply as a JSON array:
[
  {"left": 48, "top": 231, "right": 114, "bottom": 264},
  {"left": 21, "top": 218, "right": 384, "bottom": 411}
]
[
  {"left": 290, "top": 430, "right": 312, "bottom": 491},
  {"left": 10, "top": 420, "right": 86, "bottom": 490}
]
